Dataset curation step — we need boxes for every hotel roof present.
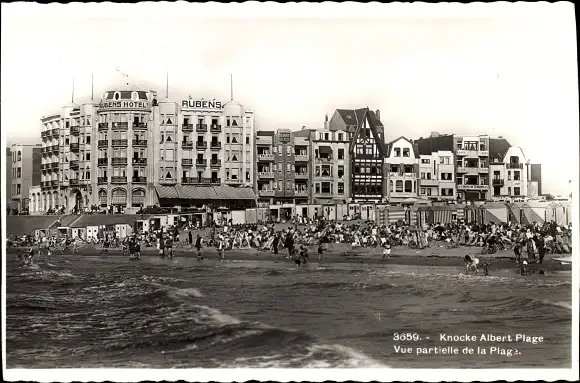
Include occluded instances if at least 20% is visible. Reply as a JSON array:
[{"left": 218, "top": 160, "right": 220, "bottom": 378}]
[{"left": 489, "top": 138, "right": 512, "bottom": 161}]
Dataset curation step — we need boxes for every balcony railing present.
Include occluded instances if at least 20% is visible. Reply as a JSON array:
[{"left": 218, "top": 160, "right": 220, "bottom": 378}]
[
  {"left": 41, "top": 181, "right": 49, "bottom": 188},
  {"left": 210, "top": 124, "right": 222, "bottom": 132},
  {"left": 182, "top": 141, "right": 194, "bottom": 149},
  {"left": 507, "top": 163, "right": 523, "bottom": 169},
  {"left": 98, "top": 122, "right": 109, "bottom": 131},
  {"left": 69, "top": 179, "right": 79, "bottom": 186},
  {"left": 258, "top": 171, "right": 274, "bottom": 178},
  {"left": 111, "top": 176, "right": 127, "bottom": 183},
  {"left": 98, "top": 158, "right": 108, "bottom": 166},
  {"left": 210, "top": 141, "right": 222, "bottom": 149},
  {"left": 315, "top": 157, "right": 334, "bottom": 163},
  {"left": 419, "top": 178, "right": 439, "bottom": 186},
  {"left": 182, "top": 158, "right": 193, "bottom": 166},
  {"left": 69, "top": 143, "right": 80, "bottom": 151},
  {"left": 182, "top": 177, "right": 196, "bottom": 185},
  {"left": 295, "top": 190, "right": 308, "bottom": 197},
  {"left": 196, "top": 141, "right": 207, "bottom": 149},
  {"left": 478, "top": 150, "right": 489, "bottom": 157},
  {"left": 98, "top": 177, "right": 108, "bottom": 184},
  {"left": 98, "top": 140, "right": 109, "bottom": 148},
  {"left": 457, "top": 184, "right": 488, "bottom": 190},
  {"left": 69, "top": 160, "right": 79, "bottom": 169},
  {"left": 259, "top": 190, "right": 275, "bottom": 197},
  {"left": 70, "top": 126, "right": 80, "bottom": 135},
  {"left": 51, "top": 162, "right": 59, "bottom": 169},
  {"left": 111, "top": 157, "right": 128, "bottom": 165},
  {"left": 182, "top": 124, "right": 194, "bottom": 132},
  {"left": 456, "top": 166, "right": 480, "bottom": 174},
  {"left": 478, "top": 167, "right": 489, "bottom": 173},
  {"left": 295, "top": 154, "right": 309, "bottom": 162},
  {"left": 51, "top": 145, "right": 60, "bottom": 153},
  {"left": 111, "top": 122, "right": 128, "bottom": 130},
  {"left": 51, "top": 128, "right": 60, "bottom": 137},
  {"left": 132, "top": 139, "right": 147, "bottom": 147},
  {"left": 133, "top": 122, "right": 147, "bottom": 130},
  {"left": 132, "top": 157, "right": 147, "bottom": 166},
  {"left": 41, "top": 131, "right": 48, "bottom": 139},
  {"left": 492, "top": 179, "right": 504, "bottom": 186},
  {"left": 196, "top": 159, "right": 207, "bottom": 166},
  {"left": 50, "top": 180, "right": 58, "bottom": 186},
  {"left": 295, "top": 172, "right": 309, "bottom": 179},
  {"left": 258, "top": 153, "right": 274, "bottom": 161},
  {"left": 132, "top": 176, "right": 147, "bottom": 183},
  {"left": 111, "top": 139, "right": 128, "bottom": 147},
  {"left": 196, "top": 124, "right": 208, "bottom": 132},
  {"left": 210, "top": 159, "right": 221, "bottom": 167},
  {"left": 41, "top": 164, "right": 49, "bottom": 170}
]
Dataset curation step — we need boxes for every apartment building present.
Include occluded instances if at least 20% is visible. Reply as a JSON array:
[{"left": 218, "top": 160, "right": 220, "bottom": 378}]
[
  {"left": 5, "top": 148, "right": 13, "bottom": 210},
  {"left": 489, "top": 138, "right": 528, "bottom": 200},
  {"left": 328, "top": 108, "right": 385, "bottom": 202},
  {"left": 309, "top": 118, "right": 350, "bottom": 204},
  {"left": 10, "top": 143, "right": 42, "bottom": 212},
  {"left": 418, "top": 150, "right": 456, "bottom": 202},
  {"left": 454, "top": 135, "right": 490, "bottom": 202},
  {"left": 383, "top": 137, "right": 419, "bottom": 204}
]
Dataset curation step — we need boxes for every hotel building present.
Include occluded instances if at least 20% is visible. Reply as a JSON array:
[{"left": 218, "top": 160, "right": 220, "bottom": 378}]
[
  {"left": 255, "top": 129, "right": 310, "bottom": 208},
  {"left": 10, "top": 143, "right": 42, "bottom": 212},
  {"left": 37, "top": 87, "right": 256, "bottom": 214},
  {"left": 384, "top": 137, "right": 419, "bottom": 204},
  {"left": 309, "top": 116, "right": 350, "bottom": 204},
  {"left": 328, "top": 108, "right": 385, "bottom": 202},
  {"left": 489, "top": 138, "right": 528, "bottom": 200},
  {"left": 417, "top": 150, "right": 456, "bottom": 202},
  {"left": 454, "top": 135, "right": 490, "bottom": 202}
]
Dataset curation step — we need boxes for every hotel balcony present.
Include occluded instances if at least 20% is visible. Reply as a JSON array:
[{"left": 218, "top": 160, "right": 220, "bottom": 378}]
[
  {"left": 70, "top": 126, "right": 80, "bottom": 135},
  {"left": 182, "top": 158, "right": 193, "bottom": 167},
  {"left": 133, "top": 122, "right": 147, "bottom": 130},
  {"left": 295, "top": 173, "right": 309, "bottom": 179},
  {"left": 259, "top": 189, "right": 275, "bottom": 197},
  {"left": 69, "top": 143, "right": 80, "bottom": 151},
  {"left": 182, "top": 141, "right": 194, "bottom": 149},
  {"left": 41, "top": 131, "right": 48, "bottom": 139},
  {"left": 492, "top": 178, "right": 504, "bottom": 186},
  {"left": 210, "top": 124, "right": 222, "bottom": 132},
  {"left": 112, "top": 122, "right": 128, "bottom": 130},
  {"left": 181, "top": 177, "right": 196, "bottom": 185},
  {"left": 478, "top": 167, "right": 489, "bottom": 173},
  {"left": 98, "top": 140, "right": 109, "bottom": 148},
  {"left": 389, "top": 172, "right": 416, "bottom": 179},
  {"left": 159, "top": 178, "right": 176, "bottom": 185},
  {"left": 507, "top": 163, "right": 523, "bottom": 169},
  {"left": 111, "top": 176, "right": 127, "bottom": 184},
  {"left": 457, "top": 184, "right": 489, "bottom": 191},
  {"left": 132, "top": 139, "right": 147, "bottom": 147},
  {"left": 51, "top": 162, "right": 59, "bottom": 169},
  {"left": 98, "top": 158, "right": 108, "bottom": 166},
  {"left": 456, "top": 166, "right": 479, "bottom": 174},
  {"left": 41, "top": 164, "right": 49, "bottom": 170},
  {"left": 182, "top": 124, "right": 194, "bottom": 132},
  {"left": 97, "top": 177, "right": 108, "bottom": 184},
  {"left": 51, "top": 128, "right": 60, "bottom": 137},
  {"left": 132, "top": 176, "right": 147, "bottom": 184},
  {"left": 196, "top": 123, "right": 208, "bottom": 132},
  {"left": 258, "top": 171, "right": 275, "bottom": 178},
  {"left": 478, "top": 150, "right": 489, "bottom": 157},
  {"left": 419, "top": 178, "right": 439, "bottom": 186},
  {"left": 210, "top": 159, "right": 222, "bottom": 167},
  {"left": 70, "top": 179, "right": 80, "bottom": 186},
  {"left": 196, "top": 159, "right": 207, "bottom": 167},
  {"left": 112, "top": 139, "right": 128, "bottom": 147},
  {"left": 295, "top": 190, "right": 308, "bottom": 197},
  {"left": 132, "top": 157, "right": 147, "bottom": 166},
  {"left": 210, "top": 141, "right": 222, "bottom": 149},
  {"left": 112, "top": 157, "right": 128, "bottom": 165},
  {"left": 51, "top": 145, "right": 60, "bottom": 153},
  {"left": 196, "top": 141, "right": 207, "bottom": 149},
  {"left": 315, "top": 157, "right": 334, "bottom": 163},
  {"left": 456, "top": 149, "right": 478, "bottom": 157},
  {"left": 295, "top": 154, "right": 309, "bottom": 162},
  {"left": 257, "top": 153, "right": 274, "bottom": 161},
  {"left": 225, "top": 179, "right": 242, "bottom": 184},
  {"left": 50, "top": 180, "right": 58, "bottom": 187},
  {"left": 98, "top": 122, "right": 109, "bottom": 131},
  {"left": 69, "top": 160, "right": 79, "bottom": 169}
]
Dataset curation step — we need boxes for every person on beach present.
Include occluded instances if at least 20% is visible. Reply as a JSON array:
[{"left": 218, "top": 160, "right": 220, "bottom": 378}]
[
  {"left": 382, "top": 238, "right": 392, "bottom": 260},
  {"left": 165, "top": 236, "right": 174, "bottom": 258},
  {"left": 299, "top": 245, "right": 308, "bottom": 264},
  {"left": 217, "top": 235, "right": 225, "bottom": 261},
  {"left": 188, "top": 230, "right": 193, "bottom": 246},
  {"left": 159, "top": 235, "right": 165, "bottom": 257},
  {"left": 513, "top": 241, "right": 522, "bottom": 264},
  {"left": 318, "top": 243, "right": 324, "bottom": 264},
  {"left": 101, "top": 235, "right": 110, "bottom": 255},
  {"left": 464, "top": 255, "right": 480, "bottom": 275},
  {"left": 195, "top": 234, "right": 203, "bottom": 260},
  {"left": 272, "top": 234, "right": 279, "bottom": 256}
]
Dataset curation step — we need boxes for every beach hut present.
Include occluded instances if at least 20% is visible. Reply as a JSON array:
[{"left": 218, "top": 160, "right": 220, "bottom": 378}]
[
  {"left": 545, "top": 202, "right": 564, "bottom": 225},
  {"left": 463, "top": 205, "right": 478, "bottom": 224},
  {"left": 506, "top": 202, "right": 525, "bottom": 225},
  {"left": 295, "top": 204, "right": 309, "bottom": 219},
  {"left": 322, "top": 204, "right": 338, "bottom": 221},
  {"left": 307, "top": 204, "right": 322, "bottom": 219},
  {"left": 347, "top": 203, "right": 361, "bottom": 218},
  {"left": 560, "top": 201, "right": 572, "bottom": 225},
  {"left": 360, "top": 204, "right": 375, "bottom": 221},
  {"left": 416, "top": 206, "right": 430, "bottom": 227},
  {"left": 386, "top": 205, "right": 407, "bottom": 224},
  {"left": 446, "top": 203, "right": 465, "bottom": 222},
  {"left": 245, "top": 208, "right": 258, "bottom": 224},
  {"left": 482, "top": 202, "right": 509, "bottom": 224},
  {"left": 429, "top": 205, "right": 455, "bottom": 225},
  {"left": 374, "top": 205, "right": 389, "bottom": 226},
  {"left": 521, "top": 201, "right": 550, "bottom": 225}
]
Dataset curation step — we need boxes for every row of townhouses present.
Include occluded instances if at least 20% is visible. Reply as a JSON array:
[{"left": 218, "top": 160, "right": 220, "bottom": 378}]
[{"left": 6, "top": 85, "right": 543, "bottom": 214}]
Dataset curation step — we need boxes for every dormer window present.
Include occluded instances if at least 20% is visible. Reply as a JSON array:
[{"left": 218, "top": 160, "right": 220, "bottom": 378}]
[
  {"left": 394, "top": 148, "right": 401, "bottom": 157},
  {"left": 403, "top": 148, "right": 410, "bottom": 157}
]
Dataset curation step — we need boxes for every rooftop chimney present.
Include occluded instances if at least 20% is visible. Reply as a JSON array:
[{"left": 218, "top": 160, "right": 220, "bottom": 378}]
[
  {"left": 430, "top": 131, "right": 440, "bottom": 137},
  {"left": 376, "top": 109, "right": 381, "bottom": 120}
]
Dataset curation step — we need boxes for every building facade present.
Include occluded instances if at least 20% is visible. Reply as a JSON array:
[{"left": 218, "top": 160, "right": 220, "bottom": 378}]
[
  {"left": 530, "top": 163, "right": 542, "bottom": 196},
  {"left": 38, "top": 87, "right": 256, "bottom": 214},
  {"left": 309, "top": 118, "right": 350, "bottom": 204},
  {"left": 418, "top": 150, "right": 456, "bottom": 202},
  {"left": 6, "top": 148, "right": 13, "bottom": 211},
  {"left": 454, "top": 135, "right": 490, "bottom": 202},
  {"left": 489, "top": 141, "right": 528, "bottom": 200},
  {"left": 329, "top": 108, "right": 385, "bottom": 202},
  {"left": 384, "top": 137, "right": 419, "bottom": 204},
  {"left": 10, "top": 143, "right": 42, "bottom": 212}
]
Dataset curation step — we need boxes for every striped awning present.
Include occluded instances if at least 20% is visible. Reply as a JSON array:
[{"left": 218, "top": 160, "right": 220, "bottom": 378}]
[
  {"left": 132, "top": 191, "right": 145, "bottom": 204},
  {"left": 112, "top": 189, "right": 127, "bottom": 204},
  {"left": 178, "top": 186, "right": 219, "bottom": 200},
  {"left": 214, "top": 186, "right": 256, "bottom": 200},
  {"left": 155, "top": 186, "right": 180, "bottom": 199}
]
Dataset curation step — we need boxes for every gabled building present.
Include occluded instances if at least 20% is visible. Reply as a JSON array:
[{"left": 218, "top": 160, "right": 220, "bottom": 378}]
[
  {"left": 384, "top": 137, "right": 419, "bottom": 204},
  {"left": 489, "top": 138, "right": 528, "bottom": 200},
  {"left": 329, "top": 108, "right": 386, "bottom": 202}
]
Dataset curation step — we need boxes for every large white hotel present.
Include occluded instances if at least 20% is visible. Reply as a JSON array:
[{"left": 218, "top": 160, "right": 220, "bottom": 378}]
[{"left": 37, "top": 86, "right": 256, "bottom": 213}]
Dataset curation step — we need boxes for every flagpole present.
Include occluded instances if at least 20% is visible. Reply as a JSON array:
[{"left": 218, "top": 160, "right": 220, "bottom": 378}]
[
  {"left": 166, "top": 71, "right": 169, "bottom": 99},
  {"left": 91, "top": 73, "right": 94, "bottom": 100},
  {"left": 71, "top": 76, "right": 75, "bottom": 103}
]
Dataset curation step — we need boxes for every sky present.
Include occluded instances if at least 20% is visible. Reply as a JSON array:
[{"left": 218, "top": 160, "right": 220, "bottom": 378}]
[{"left": 1, "top": 3, "right": 578, "bottom": 195}]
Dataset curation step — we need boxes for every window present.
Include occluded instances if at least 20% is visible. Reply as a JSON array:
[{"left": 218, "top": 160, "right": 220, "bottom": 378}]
[
  {"left": 338, "top": 149, "right": 344, "bottom": 160},
  {"left": 403, "top": 148, "right": 410, "bottom": 157},
  {"left": 514, "top": 171, "right": 520, "bottom": 181},
  {"left": 508, "top": 187, "right": 511, "bottom": 195},
  {"left": 390, "top": 165, "right": 399, "bottom": 173},
  {"left": 394, "top": 148, "right": 401, "bottom": 157},
  {"left": 246, "top": 137, "right": 250, "bottom": 145},
  {"left": 507, "top": 171, "right": 511, "bottom": 181},
  {"left": 338, "top": 133, "right": 343, "bottom": 141},
  {"left": 441, "top": 173, "right": 452, "bottom": 181},
  {"left": 287, "top": 146, "right": 291, "bottom": 155},
  {"left": 278, "top": 145, "right": 282, "bottom": 154},
  {"left": 16, "top": 184, "right": 21, "bottom": 194},
  {"left": 338, "top": 182, "right": 344, "bottom": 194},
  {"left": 286, "top": 182, "right": 291, "bottom": 191},
  {"left": 338, "top": 165, "right": 344, "bottom": 178},
  {"left": 514, "top": 187, "right": 520, "bottom": 196},
  {"left": 395, "top": 180, "right": 403, "bottom": 192},
  {"left": 442, "top": 188, "right": 454, "bottom": 196},
  {"left": 404, "top": 180, "right": 412, "bottom": 193},
  {"left": 86, "top": 136, "right": 91, "bottom": 144},
  {"left": 420, "top": 187, "right": 426, "bottom": 195},
  {"left": 421, "top": 159, "right": 430, "bottom": 164},
  {"left": 404, "top": 165, "right": 414, "bottom": 173},
  {"left": 286, "top": 163, "right": 292, "bottom": 172},
  {"left": 315, "top": 183, "right": 320, "bottom": 194},
  {"left": 321, "top": 182, "right": 331, "bottom": 194}
]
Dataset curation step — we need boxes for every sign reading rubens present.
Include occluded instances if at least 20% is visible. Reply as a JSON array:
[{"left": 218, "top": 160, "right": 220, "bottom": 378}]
[{"left": 182, "top": 99, "right": 224, "bottom": 111}]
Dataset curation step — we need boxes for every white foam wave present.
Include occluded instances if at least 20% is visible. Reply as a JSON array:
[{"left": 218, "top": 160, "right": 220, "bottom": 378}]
[
  {"left": 193, "top": 305, "right": 241, "bottom": 325},
  {"left": 539, "top": 299, "right": 572, "bottom": 310}
]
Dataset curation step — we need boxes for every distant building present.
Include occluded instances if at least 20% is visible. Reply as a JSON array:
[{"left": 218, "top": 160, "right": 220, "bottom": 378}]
[
  {"left": 417, "top": 150, "right": 456, "bottom": 203},
  {"left": 384, "top": 136, "right": 419, "bottom": 204},
  {"left": 530, "top": 164, "right": 542, "bottom": 195},
  {"left": 489, "top": 138, "right": 528, "bottom": 200},
  {"left": 329, "top": 108, "right": 386, "bottom": 202},
  {"left": 454, "top": 135, "right": 490, "bottom": 202},
  {"left": 10, "top": 143, "right": 42, "bottom": 212},
  {"left": 5, "top": 148, "right": 14, "bottom": 210}
]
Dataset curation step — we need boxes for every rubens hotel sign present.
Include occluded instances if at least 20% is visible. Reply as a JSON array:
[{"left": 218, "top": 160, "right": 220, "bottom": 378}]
[
  {"left": 182, "top": 99, "right": 224, "bottom": 111},
  {"left": 100, "top": 101, "right": 150, "bottom": 109}
]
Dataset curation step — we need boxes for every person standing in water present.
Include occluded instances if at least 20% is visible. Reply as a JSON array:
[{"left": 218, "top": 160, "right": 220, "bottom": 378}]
[
  {"left": 272, "top": 233, "right": 280, "bottom": 256},
  {"left": 195, "top": 234, "right": 203, "bottom": 260},
  {"left": 317, "top": 243, "right": 324, "bottom": 264},
  {"left": 217, "top": 235, "right": 225, "bottom": 261}
]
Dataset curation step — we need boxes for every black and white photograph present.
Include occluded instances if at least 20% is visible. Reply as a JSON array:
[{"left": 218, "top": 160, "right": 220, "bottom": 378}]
[{"left": 2, "top": 2, "right": 578, "bottom": 382}]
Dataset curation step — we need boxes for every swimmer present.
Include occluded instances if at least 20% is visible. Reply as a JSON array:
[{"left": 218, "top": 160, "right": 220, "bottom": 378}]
[{"left": 464, "top": 255, "right": 480, "bottom": 275}]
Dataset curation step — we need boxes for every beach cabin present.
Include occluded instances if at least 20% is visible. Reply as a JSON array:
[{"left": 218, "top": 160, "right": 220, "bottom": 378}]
[
  {"left": 322, "top": 204, "right": 337, "bottom": 221},
  {"left": 545, "top": 202, "right": 564, "bottom": 225},
  {"left": 415, "top": 206, "right": 429, "bottom": 227},
  {"left": 70, "top": 227, "right": 86, "bottom": 240},
  {"left": 295, "top": 204, "right": 309, "bottom": 219},
  {"left": 114, "top": 223, "right": 133, "bottom": 239},
  {"left": 374, "top": 205, "right": 389, "bottom": 226},
  {"left": 307, "top": 204, "right": 322, "bottom": 220},
  {"left": 560, "top": 201, "right": 573, "bottom": 225},
  {"left": 347, "top": 203, "right": 361, "bottom": 219},
  {"left": 463, "top": 205, "right": 478, "bottom": 224},
  {"left": 245, "top": 208, "right": 258, "bottom": 224},
  {"left": 86, "top": 225, "right": 99, "bottom": 240},
  {"left": 360, "top": 204, "right": 375, "bottom": 221},
  {"left": 230, "top": 210, "right": 247, "bottom": 225},
  {"left": 521, "top": 201, "right": 551, "bottom": 225},
  {"left": 506, "top": 202, "right": 525, "bottom": 225},
  {"left": 336, "top": 204, "right": 348, "bottom": 220},
  {"left": 386, "top": 205, "right": 408, "bottom": 225},
  {"left": 482, "top": 202, "right": 509, "bottom": 225}
]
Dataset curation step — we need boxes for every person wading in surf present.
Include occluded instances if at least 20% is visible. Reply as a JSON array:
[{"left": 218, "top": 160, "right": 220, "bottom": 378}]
[{"left": 195, "top": 234, "right": 203, "bottom": 261}]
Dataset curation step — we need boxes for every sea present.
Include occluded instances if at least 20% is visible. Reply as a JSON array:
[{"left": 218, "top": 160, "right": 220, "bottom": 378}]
[{"left": 5, "top": 254, "right": 572, "bottom": 368}]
